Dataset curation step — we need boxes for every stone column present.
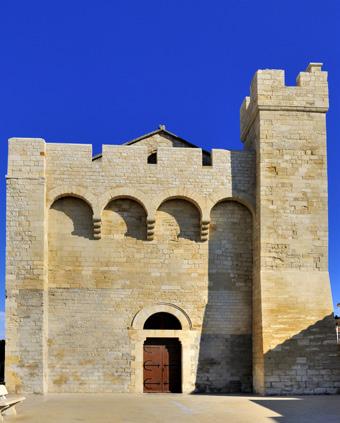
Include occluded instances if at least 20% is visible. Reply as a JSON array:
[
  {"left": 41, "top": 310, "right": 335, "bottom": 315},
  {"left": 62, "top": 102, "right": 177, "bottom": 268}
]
[
  {"left": 6, "top": 138, "right": 48, "bottom": 393},
  {"left": 240, "top": 63, "right": 340, "bottom": 394}
]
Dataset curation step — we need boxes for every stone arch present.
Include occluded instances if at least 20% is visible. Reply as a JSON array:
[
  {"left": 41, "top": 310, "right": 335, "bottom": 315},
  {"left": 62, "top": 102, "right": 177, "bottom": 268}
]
[
  {"left": 48, "top": 196, "right": 94, "bottom": 239},
  {"left": 152, "top": 189, "right": 208, "bottom": 221},
  {"left": 102, "top": 197, "right": 147, "bottom": 240},
  {"left": 155, "top": 198, "right": 201, "bottom": 242},
  {"left": 131, "top": 303, "right": 192, "bottom": 330},
  {"left": 99, "top": 188, "right": 153, "bottom": 219},
  {"left": 207, "top": 190, "right": 255, "bottom": 219},
  {"left": 47, "top": 186, "right": 96, "bottom": 215}
]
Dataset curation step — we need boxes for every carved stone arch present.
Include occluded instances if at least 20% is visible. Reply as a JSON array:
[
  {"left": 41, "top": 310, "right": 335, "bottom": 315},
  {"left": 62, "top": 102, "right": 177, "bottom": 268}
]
[
  {"left": 131, "top": 303, "right": 192, "bottom": 330},
  {"left": 99, "top": 188, "right": 153, "bottom": 217},
  {"left": 46, "top": 186, "right": 97, "bottom": 215},
  {"left": 47, "top": 186, "right": 99, "bottom": 238},
  {"left": 208, "top": 189, "right": 255, "bottom": 219},
  {"left": 152, "top": 189, "right": 210, "bottom": 242},
  {"left": 99, "top": 188, "right": 154, "bottom": 241},
  {"left": 152, "top": 189, "right": 208, "bottom": 220}
]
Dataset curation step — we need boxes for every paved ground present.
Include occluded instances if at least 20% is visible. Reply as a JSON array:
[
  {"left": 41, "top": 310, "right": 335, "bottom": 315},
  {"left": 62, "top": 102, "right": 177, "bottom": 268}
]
[{"left": 5, "top": 393, "right": 340, "bottom": 423}]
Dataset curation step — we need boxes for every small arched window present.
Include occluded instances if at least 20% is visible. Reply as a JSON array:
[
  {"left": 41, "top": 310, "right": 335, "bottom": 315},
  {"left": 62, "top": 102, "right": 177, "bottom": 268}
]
[
  {"left": 147, "top": 151, "right": 157, "bottom": 164},
  {"left": 143, "top": 312, "right": 182, "bottom": 330}
]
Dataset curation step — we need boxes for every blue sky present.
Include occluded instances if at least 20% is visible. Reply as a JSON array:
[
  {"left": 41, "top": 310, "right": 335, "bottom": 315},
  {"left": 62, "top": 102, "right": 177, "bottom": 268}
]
[{"left": 0, "top": 0, "right": 339, "bottom": 338}]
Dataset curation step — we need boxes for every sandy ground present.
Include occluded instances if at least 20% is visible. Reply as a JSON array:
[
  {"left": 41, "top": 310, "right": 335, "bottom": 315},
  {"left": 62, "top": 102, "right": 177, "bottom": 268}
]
[{"left": 4, "top": 393, "right": 340, "bottom": 423}]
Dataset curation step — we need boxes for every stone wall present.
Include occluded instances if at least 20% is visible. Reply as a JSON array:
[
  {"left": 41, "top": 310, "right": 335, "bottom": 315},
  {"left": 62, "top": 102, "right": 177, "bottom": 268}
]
[
  {"left": 47, "top": 196, "right": 206, "bottom": 392},
  {"left": 6, "top": 132, "right": 255, "bottom": 393}
]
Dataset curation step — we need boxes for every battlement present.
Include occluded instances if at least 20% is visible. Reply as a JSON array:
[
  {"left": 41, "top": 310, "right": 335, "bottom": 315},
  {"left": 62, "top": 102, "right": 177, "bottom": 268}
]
[
  {"left": 240, "top": 63, "right": 329, "bottom": 141},
  {"left": 8, "top": 137, "right": 255, "bottom": 176},
  {"left": 7, "top": 137, "right": 46, "bottom": 178}
]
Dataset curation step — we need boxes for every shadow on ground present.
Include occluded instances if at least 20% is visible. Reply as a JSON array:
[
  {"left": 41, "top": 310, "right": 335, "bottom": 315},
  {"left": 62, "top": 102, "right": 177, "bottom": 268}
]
[
  {"left": 252, "top": 396, "right": 340, "bottom": 423},
  {"left": 5, "top": 393, "right": 340, "bottom": 423}
]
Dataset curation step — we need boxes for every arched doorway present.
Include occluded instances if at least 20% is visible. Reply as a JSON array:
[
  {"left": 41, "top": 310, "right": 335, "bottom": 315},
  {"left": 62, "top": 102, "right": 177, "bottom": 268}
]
[
  {"left": 129, "top": 303, "right": 196, "bottom": 393},
  {"left": 143, "top": 312, "right": 182, "bottom": 393}
]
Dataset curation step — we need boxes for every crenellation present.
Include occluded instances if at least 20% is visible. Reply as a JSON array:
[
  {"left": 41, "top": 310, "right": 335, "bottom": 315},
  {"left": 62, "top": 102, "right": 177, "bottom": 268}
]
[
  {"left": 46, "top": 142, "right": 92, "bottom": 158},
  {"left": 8, "top": 138, "right": 46, "bottom": 178},
  {"left": 297, "top": 63, "right": 328, "bottom": 88},
  {"left": 157, "top": 146, "right": 203, "bottom": 168},
  {"left": 211, "top": 149, "right": 231, "bottom": 168},
  {"left": 241, "top": 63, "right": 329, "bottom": 143},
  {"left": 250, "top": 69, "right": 285, "bottom": 98},
  {"left": 102, "top": 145, "right": 148, "bottom": 166}
]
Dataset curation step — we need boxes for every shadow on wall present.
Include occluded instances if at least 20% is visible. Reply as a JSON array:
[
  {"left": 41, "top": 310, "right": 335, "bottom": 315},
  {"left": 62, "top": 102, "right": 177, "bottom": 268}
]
[
  {"left": 50, "top": 197, "right": 94, "bottom": 240},
  {"left": 230, "top": 150, "right": 256, "bottom": 213},
  {"left": 102, "top": 199, "right": 147, "bottom": 241},
  {"left": 51, "top": 197, "right": 201, "bottom": 242},
  {"left": 156, "top": 199, "right": 200, "bottom": 242},
  {"left": 195, "top": 200, "right": 253, "bottom": 393},
  {"left": 262, "top": 314, "right": 340, "bottom": 395}
]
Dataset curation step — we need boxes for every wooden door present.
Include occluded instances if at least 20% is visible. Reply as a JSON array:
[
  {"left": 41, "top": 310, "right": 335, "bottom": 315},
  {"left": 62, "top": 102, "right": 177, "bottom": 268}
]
[
  {"left": 143, "top": 345, "right": 165, "bottom": 393},
  {"left": 143, "top": 341, "right": 181, "bottom": 393}
]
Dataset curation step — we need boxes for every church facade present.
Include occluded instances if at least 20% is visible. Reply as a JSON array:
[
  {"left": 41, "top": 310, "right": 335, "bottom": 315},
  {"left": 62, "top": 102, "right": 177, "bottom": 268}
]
[{"left": 6, "top": 63, "right": 340, "bottom": 395}]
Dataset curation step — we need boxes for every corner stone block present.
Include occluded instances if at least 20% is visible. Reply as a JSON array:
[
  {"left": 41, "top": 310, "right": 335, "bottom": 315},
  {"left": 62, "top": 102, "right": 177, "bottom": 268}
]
[{"left": 8, "top": 138, "right": 46, "bottom": 178}]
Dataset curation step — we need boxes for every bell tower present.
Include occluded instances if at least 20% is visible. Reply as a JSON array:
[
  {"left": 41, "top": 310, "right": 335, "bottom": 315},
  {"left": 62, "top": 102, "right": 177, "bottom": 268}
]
[{"left": 241, "top": 63, "right": 339, "bottom": 394}]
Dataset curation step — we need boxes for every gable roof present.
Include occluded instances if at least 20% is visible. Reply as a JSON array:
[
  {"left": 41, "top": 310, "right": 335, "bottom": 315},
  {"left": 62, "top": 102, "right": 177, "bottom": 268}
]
[
  {"left": 124, "top": 125, "right": 210, "bottom": 154},
  {"left": 92, "top": 125, "right": 210, "bottom": 161}
]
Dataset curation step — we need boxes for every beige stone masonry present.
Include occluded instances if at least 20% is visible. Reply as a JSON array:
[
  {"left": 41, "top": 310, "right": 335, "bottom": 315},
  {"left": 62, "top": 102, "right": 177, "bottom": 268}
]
[
  {"left": 5, "top": 62, "right": 339, "bottom": 396},
  {"left": 241, "top": 63, "right": 339, "bottom": 395}
]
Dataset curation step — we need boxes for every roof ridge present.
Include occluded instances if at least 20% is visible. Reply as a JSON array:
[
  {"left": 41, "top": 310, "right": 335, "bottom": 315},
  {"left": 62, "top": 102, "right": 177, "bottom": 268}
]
[
  {"left": 92, "top": 126, "right": 210, "bottom": 161},
  {"left": 123, "top": 125, "right": 210, "bottom": 154}
]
